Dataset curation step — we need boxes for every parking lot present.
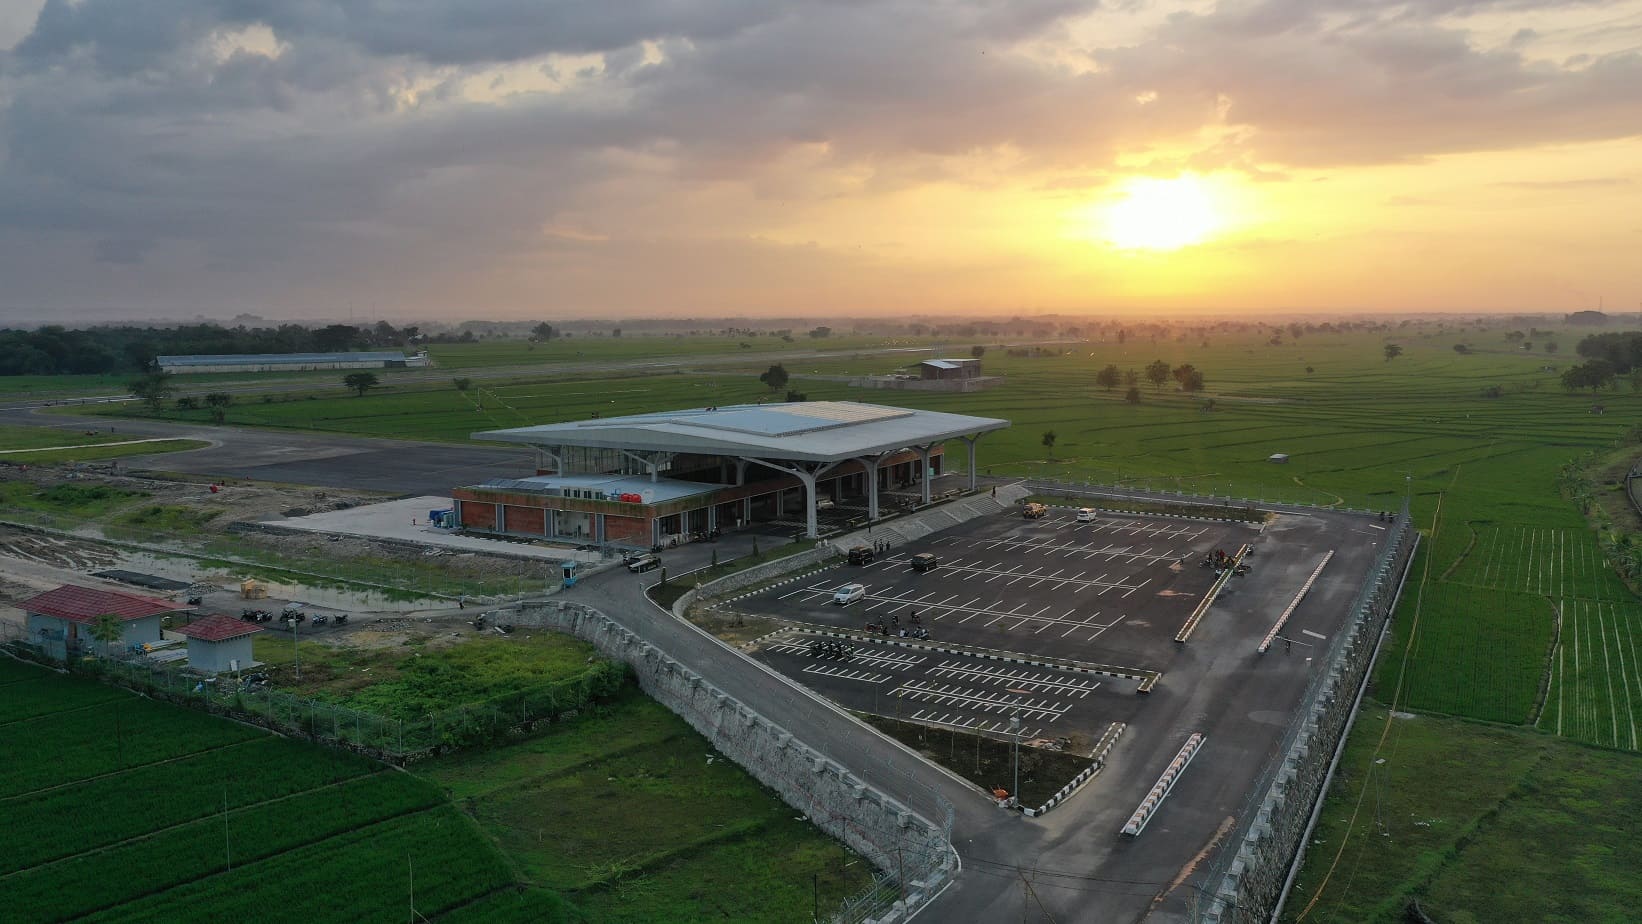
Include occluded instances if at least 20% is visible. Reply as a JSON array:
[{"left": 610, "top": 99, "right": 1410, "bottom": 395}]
[
  {"left": 731, "top": 499, "right": 1390, "bottom": 874},
  {"left": 751, "top": 628, "right": 1140, "bottom": 743},
  {"left": 745, "top": 509, "right": 1260, "bottom": 671}
]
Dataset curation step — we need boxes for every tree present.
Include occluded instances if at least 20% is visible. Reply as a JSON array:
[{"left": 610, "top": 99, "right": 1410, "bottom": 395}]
[
  {"left": 970, "top": 345, "right": 986, "bottom": 359},
  {"left": 1383, "top": 344, "right": 1403, "bottom": 362},
  {"left": 611, "top": 327, "right": 622, "bottom": 338},
  {"left": 1124, "top": 386, "right": 1142, "bottom": 404},
  {"left": 531, "top": 322, "right": 556, "bottom": 341},
  {"left": 1452, "top": 344, "right": 1471, "bottom": 354},
  {"left": 1172, "top": 364, "right": 1204, "bottom": 392},
  {"left": 1145, "top": 359, "right": 1171, "bottom": 391},
  {"left": 1561, "top": 360, "right": 1615, "bottom": 393},
  {"left": 452, "top": 377, "right": 472, "bottom": 391},
  {"left": 343, "top": 372, "right": 379, "bottom": 397},
  {"left": 313, "top": 324, "right": 362, "bottom": 353},
  {"left": 1095, "top": 364, "right": 1121, "bottom": 392},
  {"left": 808, "top": 326, "right": 832, "bottom": 339},
  {"left": 127, "top": 371, "right": 175, "bottom": 412},
  {"left": 1545, "top": 341, "right": 1559, "bottom": 354},
  {"left": 785, "top": 389, "right": 808, "bottom": 402},
  {"left": 759, "top": 364, "right": 790, "bottom": 392},
  {"left": 1041, "top": 430, "right": 1057, "bottom": 457},
  {"left": 1305, "top": 366, "right": 1315, "bottom": 375},
  {"left": 202, "top": 392, "right": 232, "bottom": 424},
  {"left": 1123, "top": 369, "right": 1140, "bottom": 389},
  {"left": 89, "top": 612, "right": 123, "bottom": 656},
  {"left": 175, "top": 396, "right": 198, "bottom": 411}
]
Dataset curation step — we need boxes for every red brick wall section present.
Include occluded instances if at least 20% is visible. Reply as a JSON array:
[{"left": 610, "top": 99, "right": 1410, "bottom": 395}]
[
  {"left": 504, "top": 505, "right": 546, "bottom": 535},
  {"left": 604, "top": 515, "right": 651, "bottom": 542},
  {"left": 460, "top": 501, "right": 497, "bottom": 529}
]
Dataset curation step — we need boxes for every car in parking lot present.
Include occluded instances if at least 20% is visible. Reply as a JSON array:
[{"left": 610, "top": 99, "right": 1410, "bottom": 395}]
[
  {"left": 832, "top": 583, "right": 866, "bottom": 605},
  {"left": 847, "top": 545, "right": 875, "bottom": 565},
  {"left": 1075, "top": 507, "right": 1097, "bottom": 522},
  {"left": 910, "top": 553, "right": 939, "bottom": 572},
  {"left": 1023, "top": 502, "right": 1048, "bottom": 519},
  {"left": 627, "top": 554, "right": 662, "bottom": 573}
]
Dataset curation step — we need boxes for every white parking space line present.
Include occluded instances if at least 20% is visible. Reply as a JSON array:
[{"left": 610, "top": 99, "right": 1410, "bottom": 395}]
[
  {"left": 801, "top": 664, "right": 892, "bottom": 684},
  {"left": 894, "top": 680, "right": 1071, "bottom": 721}
]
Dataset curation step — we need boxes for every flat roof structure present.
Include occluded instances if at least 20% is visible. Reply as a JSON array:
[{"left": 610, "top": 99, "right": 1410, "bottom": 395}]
[
  {"left": 470, "top": 401, "right": 1009, "bottom": 538},
  {"left": 475, "top": 401, "right": 1007, "bottom": 462},
  {"left": 157, "top": 351, "right": 413, "bottom": 367}
]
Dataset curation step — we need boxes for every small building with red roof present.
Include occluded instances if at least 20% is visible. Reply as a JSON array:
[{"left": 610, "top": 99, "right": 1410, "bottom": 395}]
[
  {"left": 174, "top": 615, "right": 263, "bottom": 675},
  {"left": 21, "top": 584, "right": 189, "bottom": 661}
]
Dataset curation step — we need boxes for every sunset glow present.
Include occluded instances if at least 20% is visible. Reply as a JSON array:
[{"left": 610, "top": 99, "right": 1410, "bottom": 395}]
[{"left": 1097, "top": 176, "right": 1223, "bottom": 252}]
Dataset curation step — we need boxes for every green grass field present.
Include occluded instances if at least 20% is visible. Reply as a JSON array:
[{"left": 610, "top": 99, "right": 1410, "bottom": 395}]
[
  {"left": 1281, "top": 704, "right": 1642, "bottom": 923},
  {"left": 0, "top": 656, "right": 875, "bottom": 923},
  {"left": 0, "top": 658, "right": 516, "bottom": 924},
  {"left": 0, "top": 424, "right": 206, "bottom": 464},
  {"left": 418, "top": 685, "right": 876, "bottom": 923}
]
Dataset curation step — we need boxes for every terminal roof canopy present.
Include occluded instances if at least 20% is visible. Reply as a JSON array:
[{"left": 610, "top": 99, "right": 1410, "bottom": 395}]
[{"left": 473, "top": 401, "right": 1010, "bottom": 462}]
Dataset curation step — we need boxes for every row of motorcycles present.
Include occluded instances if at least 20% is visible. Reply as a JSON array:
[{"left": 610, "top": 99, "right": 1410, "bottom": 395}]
[{"left": 238, "top": 608, "right": 348, "bottom": 627}]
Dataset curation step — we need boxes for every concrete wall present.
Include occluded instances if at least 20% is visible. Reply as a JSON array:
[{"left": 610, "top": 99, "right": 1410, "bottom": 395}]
[
  {"left": 1201, "top": 519, "right": 1418, "bottom": 923},
  {"left": 513, "top": 600, "right": 954, "bottom": 919},
  {"left": 187, "top": 634, "right": 254, "bottom": 674}
]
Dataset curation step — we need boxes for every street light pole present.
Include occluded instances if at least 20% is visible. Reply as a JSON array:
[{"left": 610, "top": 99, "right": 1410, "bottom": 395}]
[{"left": 1009, "top": 712, "right": 1022, "bottom": 808}]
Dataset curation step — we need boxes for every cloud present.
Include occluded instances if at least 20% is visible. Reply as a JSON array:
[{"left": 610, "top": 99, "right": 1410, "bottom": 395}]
[{"left": 0, "top": 0, "right": 1639, "bottom": 318}]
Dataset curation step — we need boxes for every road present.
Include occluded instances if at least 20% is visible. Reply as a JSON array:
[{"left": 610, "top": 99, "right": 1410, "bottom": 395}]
[{"left": 0, "top": 406, "right": 533, "bottom": 495}]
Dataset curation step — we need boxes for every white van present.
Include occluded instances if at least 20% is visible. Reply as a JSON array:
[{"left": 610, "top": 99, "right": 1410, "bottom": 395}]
[{"left": 1075, "top": 508, "right": 1098, "bottom": 522}]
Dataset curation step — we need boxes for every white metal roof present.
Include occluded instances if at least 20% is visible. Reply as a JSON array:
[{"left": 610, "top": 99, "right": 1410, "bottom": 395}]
[
  {"left": 474, "top": 400, "right": 1009, "bottom": 462},
  {"left": 920, "top": 358, "right": 980, "bottom": 369}
]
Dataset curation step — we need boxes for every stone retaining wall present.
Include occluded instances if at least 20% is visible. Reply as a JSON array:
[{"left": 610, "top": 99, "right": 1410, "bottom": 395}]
[{"left": 513, "top": 600, "right": 955, "bottom": 923}]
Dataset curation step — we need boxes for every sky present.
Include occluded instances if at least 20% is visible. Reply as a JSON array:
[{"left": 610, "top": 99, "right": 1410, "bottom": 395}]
[{"left": 0, "top": 0, "right": 1639, "bottom": 323}]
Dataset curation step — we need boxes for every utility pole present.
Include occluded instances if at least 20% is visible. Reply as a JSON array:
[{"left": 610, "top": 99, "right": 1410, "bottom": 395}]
[
  {"left": 223, "top": 784, "right": 231, "bottom": 871},
  {"left": 293, "top": 615, "right": 300, "bottom": 682}
]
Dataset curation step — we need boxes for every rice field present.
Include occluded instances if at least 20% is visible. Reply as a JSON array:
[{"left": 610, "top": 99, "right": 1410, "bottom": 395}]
[
  {"left": 1540, "top": 599, "right": 1642, "bottom": 751},
  {"left": 0, "top": 659, "right": 522, "bottom": 924}
]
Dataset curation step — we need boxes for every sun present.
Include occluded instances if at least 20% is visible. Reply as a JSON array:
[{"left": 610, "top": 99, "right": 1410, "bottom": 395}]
[{"left": 1098, "top": 175, "right": 1223, "bottom": 251}]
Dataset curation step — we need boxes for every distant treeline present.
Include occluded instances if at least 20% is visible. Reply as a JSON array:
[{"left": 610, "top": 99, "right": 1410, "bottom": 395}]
[{"left": 0, "top": 322, "right": 440, "bottom": 377}]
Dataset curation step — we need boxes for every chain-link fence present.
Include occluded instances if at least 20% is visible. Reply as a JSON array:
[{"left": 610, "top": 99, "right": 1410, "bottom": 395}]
[
  {"left": 1021, "top": 476, "right": 1403, "bottom": 517},
  {"left": 0, "top": 620, "right": 624, "bottom": 762}
]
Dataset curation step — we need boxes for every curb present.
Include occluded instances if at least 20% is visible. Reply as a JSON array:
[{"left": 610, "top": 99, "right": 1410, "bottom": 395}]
[
  {"left": 1033, "top": 502, "right": 1259, "bottom": 526},
  {"left": 776, "top": 622, "right": 1160, "bottom": 688},
  {"left": 1021, "top": 721, "right": 1126, "bottom": 818}
]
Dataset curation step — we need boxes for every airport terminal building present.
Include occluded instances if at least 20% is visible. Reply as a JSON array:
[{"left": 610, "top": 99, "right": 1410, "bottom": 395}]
[{"left": 454, "top": 401, "right": 1008, "bottom": 546}]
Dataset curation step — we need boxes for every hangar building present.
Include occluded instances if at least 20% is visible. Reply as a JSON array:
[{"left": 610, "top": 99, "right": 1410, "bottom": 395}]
[
  {"left": 455, "top": 401, "right": 1008, "bottom": 545},
  {"left": 156, "top": 351, "right": 431, "bottom": 374}
]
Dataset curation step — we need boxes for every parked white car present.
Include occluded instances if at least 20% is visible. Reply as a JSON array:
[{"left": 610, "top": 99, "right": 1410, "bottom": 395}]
[
  {"left": 832, "top": 583, "right": 866, "bottom": 605},
  {"left": 1075, "top": 508, "right": 1098, "bottom": 522}
]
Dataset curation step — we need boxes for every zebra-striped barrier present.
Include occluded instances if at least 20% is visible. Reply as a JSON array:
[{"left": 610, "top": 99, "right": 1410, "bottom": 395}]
[
  {"left": 1121, "top": 732, "right": 1205, "bottom": 836},
  {"left": 1258, "top": 550, "right": 1335, "bottom": 654}
]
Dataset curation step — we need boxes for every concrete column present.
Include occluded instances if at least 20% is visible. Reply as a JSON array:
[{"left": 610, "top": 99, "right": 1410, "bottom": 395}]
[
  {"left": 735, "top": 459, "right": 748, "bottom": 486},
  {"left": 797, "top": 471, "right": 820, "bottom": 539},
  {"left": 595, "top": 513, "right": 606, "bottom": 543},
  {"left": 708, "top": 505, "right": 717, "bottom": 532},
  {"left": 963, "top": 435, "right": 980, "bottom": 491},
  {"left": 743, "top": 497, "right": 752, "bottom": 522},
  {"left": 863, "top": 456, "right": 882, "bottom": 521},
  {"left": 452, "top": 498, "right": 461, "bottom": 528},
  {"left": 652, "top": 517, "right": 661, "bottom": 548},
  {"left": 776, "top": 488, "right": 786, "bottom": 517},
  {"left": 918, "top": 445, "right": 933, "bottom": 505},
  {"left": 496, "top": 504, "right": 505, "bottom": 533}
]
